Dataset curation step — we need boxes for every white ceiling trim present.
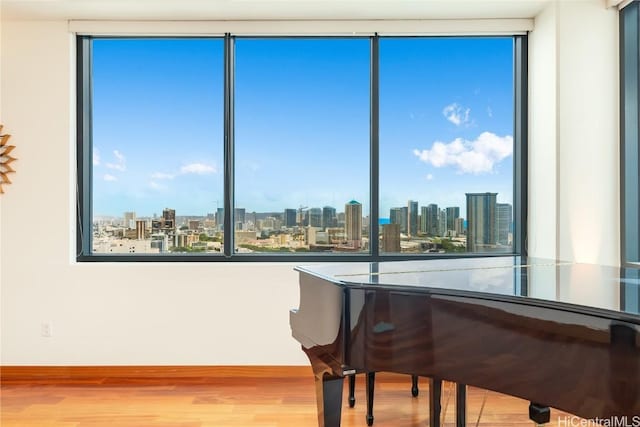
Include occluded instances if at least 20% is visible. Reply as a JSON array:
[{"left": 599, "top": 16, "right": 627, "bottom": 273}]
[
  {"left": 69, "top": 18, "right": 533, "bottom": 36},
  {"left": 606, "top": 0, "right": 635, "bottom": 9}
]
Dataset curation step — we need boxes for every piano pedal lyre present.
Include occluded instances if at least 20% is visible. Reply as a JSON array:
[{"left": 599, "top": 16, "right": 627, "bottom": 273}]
[{"left": 529, "top": 402, "right": 550, "bottom": 426}]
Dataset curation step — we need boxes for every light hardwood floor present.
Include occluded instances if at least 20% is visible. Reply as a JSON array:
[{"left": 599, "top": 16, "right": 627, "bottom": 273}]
[{"left": 1, "top": 372, "right": 575, "bottom": 426}]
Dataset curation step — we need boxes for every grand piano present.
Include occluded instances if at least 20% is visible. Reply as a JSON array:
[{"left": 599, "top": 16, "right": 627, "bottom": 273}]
[{"left": 289, "top": 256, "right": 640, "bottom": 426}]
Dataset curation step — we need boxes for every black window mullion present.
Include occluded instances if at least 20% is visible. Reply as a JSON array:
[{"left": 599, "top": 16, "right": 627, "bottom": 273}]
[
  {"left": 224, "top": 34, "right": 235, "bottom": 257},
  {"left": 514, "top": 35, "right": 528, "bottom": 257},
  {"left": 370, "top": 35, "right": 380, "bottom": 258},
  {"left": 77, "top": 36, "right": 93, "bottom": 260}
]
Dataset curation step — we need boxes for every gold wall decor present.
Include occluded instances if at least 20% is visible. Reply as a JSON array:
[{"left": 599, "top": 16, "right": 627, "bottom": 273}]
[{"left": 0, "top": 125, "right": 17, "bottom": 194}]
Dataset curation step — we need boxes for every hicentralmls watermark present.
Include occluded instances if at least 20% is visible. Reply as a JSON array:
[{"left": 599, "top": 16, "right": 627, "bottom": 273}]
[{"left": 557, "top": 416, "right": 640, "bottom": 427}]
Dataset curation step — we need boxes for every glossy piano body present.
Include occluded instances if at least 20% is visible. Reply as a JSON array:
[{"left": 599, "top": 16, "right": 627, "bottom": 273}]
[{"left": 289, "top": 257, "right": 640, "bottom": 426}]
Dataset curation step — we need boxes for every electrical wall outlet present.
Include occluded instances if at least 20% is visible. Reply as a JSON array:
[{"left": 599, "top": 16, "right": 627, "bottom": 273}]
[{"left": 41, "top": 321, "right": 53, "bottom": 338}]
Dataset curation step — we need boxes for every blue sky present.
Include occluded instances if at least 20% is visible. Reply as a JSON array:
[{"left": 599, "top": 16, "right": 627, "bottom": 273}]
[{"left": 92, "top": 37, "right": 513, "bottom": 219}]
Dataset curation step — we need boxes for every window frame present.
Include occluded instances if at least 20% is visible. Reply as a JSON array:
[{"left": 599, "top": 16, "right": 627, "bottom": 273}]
[
  {"left": 76, "top": 34, "right": 528, "bottom": 262},
  {"left": 621, "top": 1, "right": 640, "bottom": 267}
]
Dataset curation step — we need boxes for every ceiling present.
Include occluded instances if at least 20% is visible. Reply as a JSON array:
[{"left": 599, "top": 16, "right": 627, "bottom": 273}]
[{"left": 1, "top": 0, "right": 552, "bottom": 21}]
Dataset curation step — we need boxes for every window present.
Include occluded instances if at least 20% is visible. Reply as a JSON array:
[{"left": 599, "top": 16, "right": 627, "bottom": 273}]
[
  {"left": 80, "top": 38, "right": 224, "bottom": 256},
  {"left": 77, "top": 35, "right": 527, "bottom": 261},
  {"left": 234, "top": 39, "right": 370, "bottom": 254},
  {"left": 379, "top": 38, "right": 516, "bottom": 254},
  {"left": 621, "top": 1, "right": 640, "bottom": 266}
]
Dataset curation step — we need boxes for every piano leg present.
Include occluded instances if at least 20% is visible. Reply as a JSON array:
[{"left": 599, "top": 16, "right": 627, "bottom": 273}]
[
  {"left": 366, "top": 372, "right": 375, "bottom": 426},
  {"left": 456, "top": 383, "right": 466, "bottom": 427},
  {"left": 528, "top": 402, "right": 550, "bottom": 425},
  {"left": 312, "top": 373, "right": 344, "bottom": 427},
  {"left": 429, "top": 378, "right": 442, "bottom": 427},
  {"left": 315, "top": 373, "right": 344, "bottom": 427},
  {"left": 411, "top": 375, "right": 419, "bottom": 397},
  {"left": 348, "top": 375, "right": 356, "bottom": 408}
]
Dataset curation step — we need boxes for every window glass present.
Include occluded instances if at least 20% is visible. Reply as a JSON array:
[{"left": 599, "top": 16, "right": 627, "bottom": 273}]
[
  {"left": 622, "top": 2, "right": 640, "bottom": 264},
  {"left": 91, "top": 39, "right": 224, "bottom": 255},
  {"left": 234, "top": 39, "right": 370, "bottom": 254},
  {"left": 379, "top": 38, "right": 515, "bottom": 254}
]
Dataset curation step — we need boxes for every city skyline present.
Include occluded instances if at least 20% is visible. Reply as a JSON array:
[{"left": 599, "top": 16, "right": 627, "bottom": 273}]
[
  {"left": 93, "top": 194, "right": 513, "bottom": 255},
  {"left": 92, "top": 37, "right": 514, "bottom": 218}
]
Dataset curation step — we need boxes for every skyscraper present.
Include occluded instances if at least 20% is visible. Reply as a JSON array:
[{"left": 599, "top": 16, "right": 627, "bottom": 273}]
[
  {"left": 390, "top": 207, "right": 403, "bottom": 230},
  {"left": 124, "top": 211, "right": 136, "bottom": 229},
  {"left": 162, "top": 208, "right": 175, "bottom": 230},
  {"left": 234, "top": 208, "right": 246, "bottom": 226},
  {"left": 408, "top": 200, "right": 419, "bottom": 237},
  {"left": 382, "top": 223, "right": 401, "bottom": 252},
  {"left": 438, "top": 208, "right": 447, "bottom": 237},
  {"left": 284, "top": 208, "right": 297, "bottom": 227},
  {"left": 345, "top": 200, "right": 362, "bottom": 249},
  {"left": 216, "top": 207, "right": 224, "bottom": 229},
  {"left": 466, "top": 192, "right": 497, "bottom": 252},
  {"left": 496, "top": 203, "right": 513, "bottom": 246},
  {"left": 424, "top": 204, "right": 439, "bottom": 236},
  {"left": 322, "top": 206, "right": 337, "bottom": 229},
  {"left": 308, "top": 208, "right": 322, "bottom": 228},
  {"left": 446, "top": 207, "right": 460, "bottom": 232}
]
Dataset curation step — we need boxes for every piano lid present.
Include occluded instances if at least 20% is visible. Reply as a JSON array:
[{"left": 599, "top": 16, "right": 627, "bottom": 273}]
[{"left": 295, "top": 256, "right": 640, "bottom": 323}]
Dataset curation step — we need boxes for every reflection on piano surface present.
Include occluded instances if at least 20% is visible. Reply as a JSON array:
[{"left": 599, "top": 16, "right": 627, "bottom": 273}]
[{"left": 290, "top": 257, "right": 640, "bottom": 427}]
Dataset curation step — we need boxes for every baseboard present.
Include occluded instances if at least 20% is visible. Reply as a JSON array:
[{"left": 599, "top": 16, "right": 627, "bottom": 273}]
[
  {"left": 1, "top": 365, "right": 312, "bottom": 383},
  {"left": 1, "top": 365, "right": 411, "bottom": 384}
]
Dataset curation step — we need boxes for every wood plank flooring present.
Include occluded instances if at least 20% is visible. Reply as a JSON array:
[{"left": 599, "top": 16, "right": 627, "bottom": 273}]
[{"left": 2, "top": 374, "right": 578, "bottom": 426}]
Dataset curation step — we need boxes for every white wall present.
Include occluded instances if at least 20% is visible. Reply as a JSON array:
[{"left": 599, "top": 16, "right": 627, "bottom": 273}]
[
  {"left": 528, "top": 0, "right": 619, "bottom": 266},
  {"left": 0, "top": 20, "right": 307, "bottom": 365},
  {"left": 0, "top": 0, "right": 622, "bottom": 365},
  {"left": 556, "top": 0, "right": 619, "bottom": 265},
  {"left": 528, "top": 1, "right": 558, "bottom": 260}
]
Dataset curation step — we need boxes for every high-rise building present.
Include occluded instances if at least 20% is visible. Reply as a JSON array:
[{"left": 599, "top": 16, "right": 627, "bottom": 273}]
[
  {"left": 216, "top": 208, "right": 224, "bottom": 229},
  {"left": 322, "top": 206, "right": 337, "bottom": 229},
  {"left": 234, "top": 208, "right": 246, "bottom": 226},
  {"left": 423, "top": 204, "right": 439, "bottom": 236},
  {"left": 446, "top": 207, "right": 460, "bottom": 232},
  {"left": 382, "top": 223, "right": 401, "bottom": 252},
  {"left": 455, "top": 217, "right": 465, "bottom": 236},
  {"left": 135, "top": 220, "right": 146, "bottom": 240},
  {"left": 345, "top": 200, "right": 363, "bottom": 249},
  {"left": 408, "top": 200, "right": 419, "bottom": 237},
  {"left": 124, "top": 211, "right": 136, "bottom": 229},
  {"left": 466, "top": 192, "right": 497, "bottom": 252},
  {"left": 308, "top": 208, "right": 322, "bottom": 228},
  {"left": 284, "top": 208, "right": 297, "bottom": 227},
  {"left": 390, "top": 207, "right": 403, "bottom": 231},
  {"left": 439, "top": 209, "right": 447, "bottom": 237},
  {"left": 162, "top": 208, "right": 175, "bottom": 230},
  {"left": 390, "top": 207, "right": 408, "bottom": 234},
  {"left": 496, "top": 203, "right": 513, "bottom": 246}
]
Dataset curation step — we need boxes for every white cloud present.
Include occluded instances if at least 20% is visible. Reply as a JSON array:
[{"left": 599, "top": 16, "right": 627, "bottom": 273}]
[
  {"left": 106, "top": 150, "right": 126, "bottom": 171},
  {"left": 151, "top": 172, "right": 175, "bottom": 180},
  {"left": 149, "top": 181, "right": 167, "bottom": 190},
  {"left": 103, "top": 174, "right": 117, "bottom": 182},
  {"left": 93, "top": 149, "right": 101, "bottom": 166},
  {"left": 443, "top": 103, "right": 471, "bottom": 126},
  {"left": 150, "top": 162, "right": 217, "bottom": 184},
  {"left": 413, "top": 132, "right": 513, "bottom": 175},
  {"left": 180, "top": 163, "right": 216, "bottom": 175},
  {"left": 426, "top": 174, "right": 434, "bottom": 181}
]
